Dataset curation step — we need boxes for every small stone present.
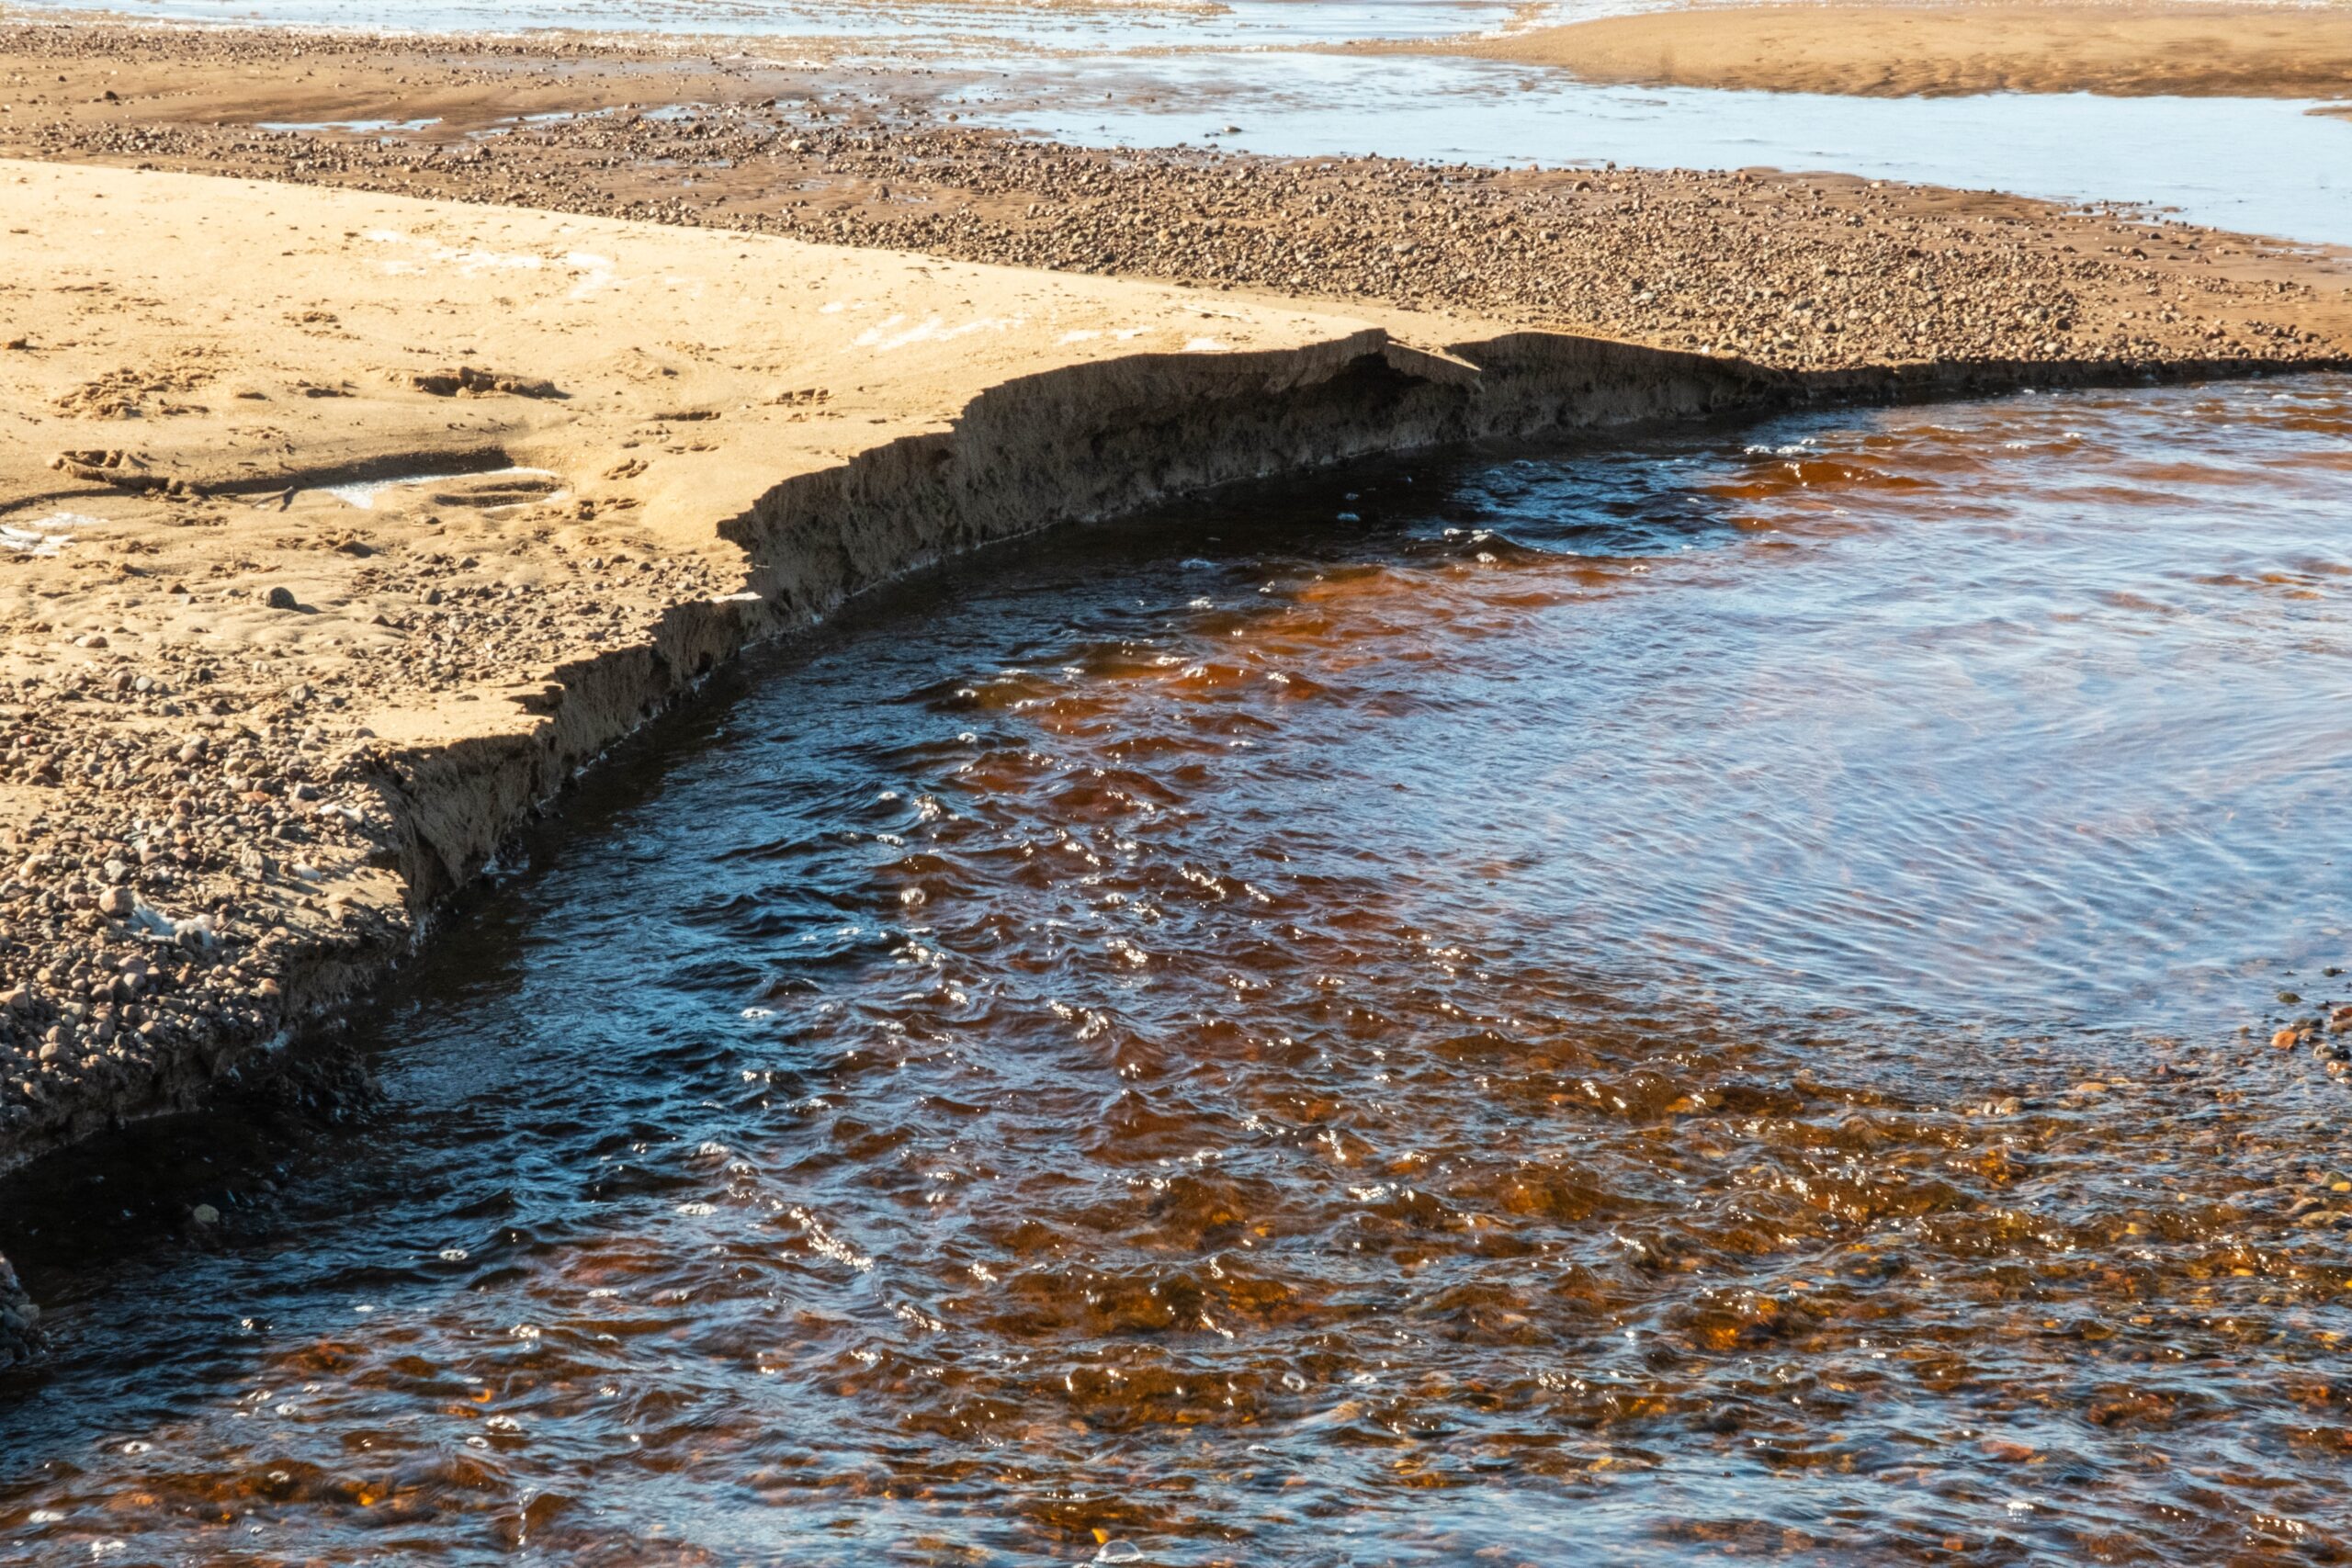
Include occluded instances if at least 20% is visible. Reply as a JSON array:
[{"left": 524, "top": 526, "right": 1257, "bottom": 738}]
[
  {"left": 265, "top": 587, "right": 298, "bottom": 611},
  {"left": 190, "top": 1203, "right": 220, "bottom": 1226},
  {"left": 96, "top": 887, "right": 134, "bottom": 917},
  {"left": 2272, "top": 1027, "right": 2302, "bottom": 1049}
]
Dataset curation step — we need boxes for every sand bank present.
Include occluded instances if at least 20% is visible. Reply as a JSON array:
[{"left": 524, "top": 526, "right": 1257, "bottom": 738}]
[
  {"left": 0, "top": 157, "right": 1803, "bottom": 1206},
  {"left": 5, "top": 22, "right": 2351, "bottom": 373},
  {"left": 1421, "top": 4, "right": 2352, "bottom": 99}
]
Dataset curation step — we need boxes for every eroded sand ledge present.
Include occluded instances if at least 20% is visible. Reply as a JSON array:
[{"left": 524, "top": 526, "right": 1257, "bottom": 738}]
[{"left": 0, "top": 157, "right": 2346, "bottom": 1358}]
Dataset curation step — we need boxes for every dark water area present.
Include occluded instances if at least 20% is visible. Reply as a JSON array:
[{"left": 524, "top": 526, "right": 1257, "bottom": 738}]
[{"left": 4, "top": 377, "right": 2352, "bottom": 1565}]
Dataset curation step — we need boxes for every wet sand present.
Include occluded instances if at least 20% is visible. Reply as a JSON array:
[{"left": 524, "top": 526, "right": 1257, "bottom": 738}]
[{"left": 1426, "top": 2, "right": 2352, "bottom": 99}]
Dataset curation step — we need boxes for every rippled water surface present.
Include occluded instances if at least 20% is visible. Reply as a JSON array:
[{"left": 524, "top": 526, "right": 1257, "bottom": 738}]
[{"left": 6, "top": 378, "right": 2352, "bottom": 1565}]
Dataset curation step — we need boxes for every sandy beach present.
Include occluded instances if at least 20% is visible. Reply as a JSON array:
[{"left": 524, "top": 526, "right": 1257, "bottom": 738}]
[
  {"left": 1, "top": 10, "right": 2351, "bottom": 1348},
  {"left": 1427, "top": 2, "right": 2352, "bottom": 99}
]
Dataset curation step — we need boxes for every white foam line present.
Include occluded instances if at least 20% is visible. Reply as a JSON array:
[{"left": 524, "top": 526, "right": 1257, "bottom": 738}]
[{"left": 322, "top": 467, "right": 559, "bottom": 510}]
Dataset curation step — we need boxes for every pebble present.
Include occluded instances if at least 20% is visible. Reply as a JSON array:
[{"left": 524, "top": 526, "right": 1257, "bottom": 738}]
[{"left": 0, "top": 399, "right": 725, "bottom": 1170}]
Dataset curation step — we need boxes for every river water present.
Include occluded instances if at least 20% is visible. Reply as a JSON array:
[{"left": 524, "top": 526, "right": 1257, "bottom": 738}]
[
  {"left": 16, "top": 0, "right": 2352, "bottom": 243},
  {"left": 4, "top": 377, "right": 2352, "bottom": 1563}
]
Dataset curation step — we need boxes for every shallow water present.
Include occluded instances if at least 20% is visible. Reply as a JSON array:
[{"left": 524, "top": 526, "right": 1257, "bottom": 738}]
[
  {"left": 949, "top": 54, "right": 2352, "bottom": 248},
  {"left": 6, "top": 377, "right": 2352, "bottom": 1564}
]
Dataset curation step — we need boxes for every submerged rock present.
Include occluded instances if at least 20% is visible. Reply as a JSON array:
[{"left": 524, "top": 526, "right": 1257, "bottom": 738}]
[{"left": 0, "top": 1247, "right": 39, "bottom": 1364}]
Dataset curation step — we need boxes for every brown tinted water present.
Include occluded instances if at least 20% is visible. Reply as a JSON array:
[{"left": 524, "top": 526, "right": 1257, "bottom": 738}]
[{"left": 4, "top": 378, "right": 2352, "bottom": 1566}]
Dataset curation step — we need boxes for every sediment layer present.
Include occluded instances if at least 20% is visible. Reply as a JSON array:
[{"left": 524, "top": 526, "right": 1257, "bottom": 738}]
[{"left": 1419, "top": 3, "right": 2352, "bottom": 100}]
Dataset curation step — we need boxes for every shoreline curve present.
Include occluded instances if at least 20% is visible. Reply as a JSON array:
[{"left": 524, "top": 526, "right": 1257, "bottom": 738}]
[{"left": 0, "top": 147, "right": 2348, "bottom": 1358}]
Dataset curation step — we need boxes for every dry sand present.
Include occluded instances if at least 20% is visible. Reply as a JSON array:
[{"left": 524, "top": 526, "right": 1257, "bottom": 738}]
[{"left": 1424, "top": 3, "right": 2352, "bottom": 99}]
